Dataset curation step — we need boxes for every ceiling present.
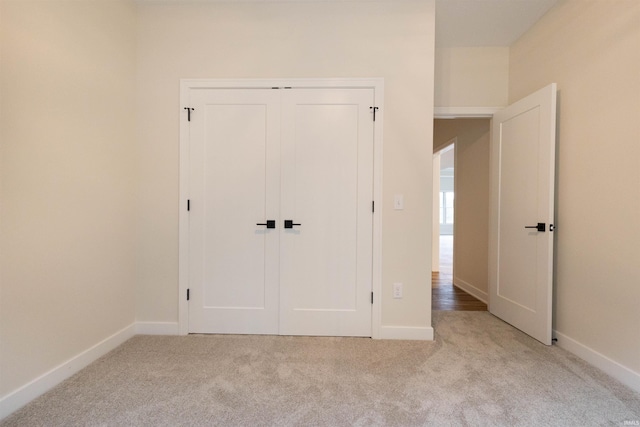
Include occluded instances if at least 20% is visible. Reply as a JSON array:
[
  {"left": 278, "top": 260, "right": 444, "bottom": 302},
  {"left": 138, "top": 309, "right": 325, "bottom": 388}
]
[{"left": 435, "top": 0, "right": 559, "bottom": 47}]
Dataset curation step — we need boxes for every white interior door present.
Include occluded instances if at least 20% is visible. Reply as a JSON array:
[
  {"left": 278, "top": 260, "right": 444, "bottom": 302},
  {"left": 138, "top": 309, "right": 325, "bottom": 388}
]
[
  {"left": 489, "top": 83, "right": 557, "bottom": 345},
  {"left": 187, "top": 86, "right": 374, "bottom": 337},
  {"left": 279, "top": 89, "right": 374, "bottom": 336},
  {"left": 188, "top": 89, "right": 281, "bottom": 334}
]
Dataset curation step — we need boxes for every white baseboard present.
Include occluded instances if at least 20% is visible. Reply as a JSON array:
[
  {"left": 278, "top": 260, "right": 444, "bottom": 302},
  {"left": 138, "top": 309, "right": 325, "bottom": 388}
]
[
  {"left": 453, "top": 277, "right": 488, "bottom": 304},
  {"left": 0, "top": 323, "right": 135, "bottom": 420},
  {"left": 554, "top": 330, "right": 640, "bottom": 394},
  {"left": 135, "top": 322, "right": 180, "bottom": 335},
  {"left": 378, "top": 325, "right": 434, "bottom": 340}
]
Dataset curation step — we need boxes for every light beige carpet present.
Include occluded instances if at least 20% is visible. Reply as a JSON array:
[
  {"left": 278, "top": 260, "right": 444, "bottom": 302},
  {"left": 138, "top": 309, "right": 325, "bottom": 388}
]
[{"left": 3, "top": 311, "right": 640, "bottom": 426}]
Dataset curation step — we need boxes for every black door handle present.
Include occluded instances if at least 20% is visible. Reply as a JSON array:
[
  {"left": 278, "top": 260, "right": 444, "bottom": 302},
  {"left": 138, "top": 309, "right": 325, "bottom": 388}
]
[
  {"left": 257, "top": 220, "right": 276, "bottom": 229},
  {"left": 284, "top": 220, "right": 301, "bottom": 229},
  {"left": 525, "top": 222, "right": 546, "bottom": 232}
]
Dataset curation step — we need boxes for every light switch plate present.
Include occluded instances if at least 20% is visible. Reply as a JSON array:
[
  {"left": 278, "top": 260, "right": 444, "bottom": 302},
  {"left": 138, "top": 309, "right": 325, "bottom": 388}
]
[{"left": 394, "top": 194, "right": 404, "bottom": 210}]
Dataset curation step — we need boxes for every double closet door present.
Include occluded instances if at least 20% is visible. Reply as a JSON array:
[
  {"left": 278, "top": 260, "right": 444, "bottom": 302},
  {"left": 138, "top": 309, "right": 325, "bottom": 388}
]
[{"left": 187, "top": 87, "right": 374, "bottom": 337}]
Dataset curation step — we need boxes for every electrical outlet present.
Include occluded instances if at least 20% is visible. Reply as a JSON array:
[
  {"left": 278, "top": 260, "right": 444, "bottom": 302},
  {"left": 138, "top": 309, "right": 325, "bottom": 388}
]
[{"left": 393, "top": 282, "right": 403, "bottom": 299}]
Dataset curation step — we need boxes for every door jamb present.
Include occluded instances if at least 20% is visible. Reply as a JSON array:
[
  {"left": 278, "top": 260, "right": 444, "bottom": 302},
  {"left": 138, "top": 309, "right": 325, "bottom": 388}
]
[{"left": 179, "top": 78, "right": 385, "bottom": 337}]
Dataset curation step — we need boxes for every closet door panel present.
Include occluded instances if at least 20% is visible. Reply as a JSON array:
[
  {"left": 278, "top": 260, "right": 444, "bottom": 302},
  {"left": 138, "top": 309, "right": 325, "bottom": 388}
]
[
  {"left": 279, "top": 88, "right": 374, "bottom": 337},
  {"left": 188, "top": 89, "right": 280, "bottom": 334}
]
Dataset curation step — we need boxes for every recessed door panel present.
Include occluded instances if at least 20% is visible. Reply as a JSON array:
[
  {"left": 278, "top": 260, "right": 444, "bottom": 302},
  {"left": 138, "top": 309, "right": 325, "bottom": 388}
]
[{"left": 497, "top": 107, "right": 540, "bottom": 308}]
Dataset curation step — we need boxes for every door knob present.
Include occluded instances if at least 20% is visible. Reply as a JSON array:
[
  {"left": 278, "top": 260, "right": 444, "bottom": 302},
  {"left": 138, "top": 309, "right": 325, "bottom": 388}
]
[
  {"left": 284, "top": 220, "right": 301, "bottom": 229},
  {"left": 524, "top": 222, "right": 546, "bottom": 232},
  {"left": 257, "top": 220, "right": 276, "bottom": 229}
]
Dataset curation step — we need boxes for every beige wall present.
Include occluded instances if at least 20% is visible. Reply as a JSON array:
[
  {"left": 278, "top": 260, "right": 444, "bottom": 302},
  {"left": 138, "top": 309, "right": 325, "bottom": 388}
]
[
  {"left": 433, "top": 119, "right": 490, "bottom": 297},
  {"left": 0, "top": 0, "right": 137, "bottom": 396},
  {"left": 435, "top": 47, "right": 509, "bottom": 107},
  {"left": 510, "top": 0, "right": 640, "bottom": 373},
  {"left": 136, "top": 1, "right": 435, "bottom": 328}
]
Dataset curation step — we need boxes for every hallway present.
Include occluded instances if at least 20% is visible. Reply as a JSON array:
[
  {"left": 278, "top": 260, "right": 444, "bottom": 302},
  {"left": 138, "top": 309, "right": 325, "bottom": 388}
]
[{"left": 432, "top": 235, "right": 487, "bottom": 311}]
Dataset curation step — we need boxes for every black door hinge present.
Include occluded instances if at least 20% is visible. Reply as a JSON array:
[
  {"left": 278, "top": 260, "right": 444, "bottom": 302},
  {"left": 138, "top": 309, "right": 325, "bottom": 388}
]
[
  {"left": 371, "top": 292, "right": 374, "bottom": 304},
  {"left": 370, "top": 106, "right": 379, "bottom": 121},
  {"left": 184, "top": 107, "right": 194, "bottom": 121},
  {"left": 187, "top": 289, "right": 190, "bottom": 301},
  {"left": 372, "top": 201, "right": 375, "bottom": 213},
  {"left": 187, "top": 199, "right": 190, "bottom": 211}
]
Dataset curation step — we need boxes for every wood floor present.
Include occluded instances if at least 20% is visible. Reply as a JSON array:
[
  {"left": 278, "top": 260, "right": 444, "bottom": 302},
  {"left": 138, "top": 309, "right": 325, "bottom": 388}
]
[{"left": 432, "top": 235, "right": 487, "bottom": 311}]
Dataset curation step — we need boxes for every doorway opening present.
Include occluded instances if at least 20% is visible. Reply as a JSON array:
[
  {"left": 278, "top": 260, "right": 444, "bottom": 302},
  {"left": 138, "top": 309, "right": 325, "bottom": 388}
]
[
  {"left": 438, "top": 143, "right": 455, "bottom": 278},
  {"left": 432, "top": 85, "right": 555, "bottom": 342},
  {"left": 432, "top": 119, "right": 489, "bottom": 311}
]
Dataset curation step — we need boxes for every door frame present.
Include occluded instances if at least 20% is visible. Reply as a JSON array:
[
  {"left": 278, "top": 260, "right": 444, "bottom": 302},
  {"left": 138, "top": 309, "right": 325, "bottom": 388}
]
[{"left": 179, "top": 78, "right": 384, "bottom": 337}]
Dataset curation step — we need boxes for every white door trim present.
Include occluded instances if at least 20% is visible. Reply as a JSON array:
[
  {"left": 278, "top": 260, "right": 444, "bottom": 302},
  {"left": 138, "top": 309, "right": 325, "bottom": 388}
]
[
  {"left": 434, "top": 106, "right": 501, "bottom": 119},
  {"left": 179, "top": 78, "right": 384, "bottom": 337}
]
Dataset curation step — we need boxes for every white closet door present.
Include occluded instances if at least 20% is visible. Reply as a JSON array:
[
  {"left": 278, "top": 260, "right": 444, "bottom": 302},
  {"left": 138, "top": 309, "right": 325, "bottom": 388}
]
[
  {"left": 188, "top": 89, "right": 281, "bottom": 334},
  {"left": 279, "top": 88, "right": 374, "bottom": 337}
]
